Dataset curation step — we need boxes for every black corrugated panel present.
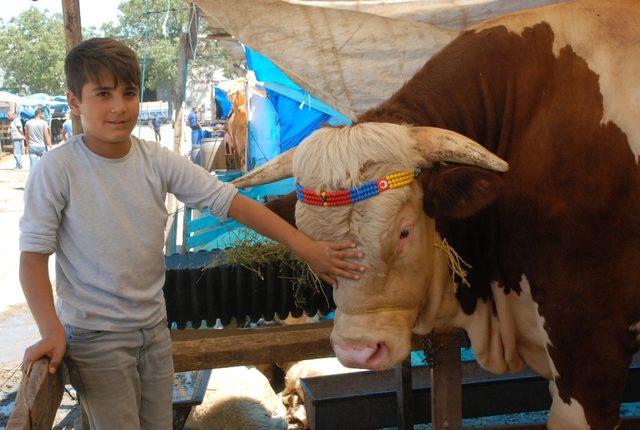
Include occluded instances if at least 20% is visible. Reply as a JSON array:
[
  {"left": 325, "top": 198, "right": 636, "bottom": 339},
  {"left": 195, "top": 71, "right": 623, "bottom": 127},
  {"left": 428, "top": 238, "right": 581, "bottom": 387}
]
[{"left": 163, "top": 251, "right": 335, "bottom": 329}]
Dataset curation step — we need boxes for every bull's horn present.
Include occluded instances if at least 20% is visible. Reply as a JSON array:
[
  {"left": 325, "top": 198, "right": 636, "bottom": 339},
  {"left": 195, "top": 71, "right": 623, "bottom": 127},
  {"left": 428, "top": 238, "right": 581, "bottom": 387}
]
[
  {"left": 409, "top": 127, "right": 509, "bottom": 172},
  {"left": 231, "top": 148, "right": 296, "bottom": 189}
]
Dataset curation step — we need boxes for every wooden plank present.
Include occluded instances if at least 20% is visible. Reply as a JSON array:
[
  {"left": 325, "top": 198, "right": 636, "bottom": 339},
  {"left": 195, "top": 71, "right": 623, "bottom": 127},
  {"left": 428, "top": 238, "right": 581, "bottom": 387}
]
[
  {"left": 6, "top": 358, "right": 64, "bottom": 430},
  {"left": 395, "top": 357, "right": 413, "bottom": 430},
  {"left": 430, "top": 330, "right": 462, "bottom": 430},
  {"left": 171, "top": 322, "right": 438, "bottom": 372},
  {"left": 171, "top": 321, "right": 335, "bottom": 371}
]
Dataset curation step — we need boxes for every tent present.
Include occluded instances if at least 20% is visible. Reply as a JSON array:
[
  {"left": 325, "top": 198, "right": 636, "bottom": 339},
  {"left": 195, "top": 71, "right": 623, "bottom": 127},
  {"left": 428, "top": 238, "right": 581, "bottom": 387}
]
[
  {"left": 195, "top": 0, "right": 566, "bottom": 120},
  {"left": 214, "top": 87, "right": 232, "bottom": 119},
  {"left": 244, "top": 46, "right": 349, "bottom": 170}
]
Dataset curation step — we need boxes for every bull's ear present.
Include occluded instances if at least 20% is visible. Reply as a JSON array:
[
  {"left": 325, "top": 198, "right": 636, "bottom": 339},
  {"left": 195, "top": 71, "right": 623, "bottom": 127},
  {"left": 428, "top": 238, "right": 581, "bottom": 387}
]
[
  {"left": 422, "top": 165, "right": 504, "bottom": 219},
  {"left": 265, "top": 191, "right": 297, "bottom": 227}
]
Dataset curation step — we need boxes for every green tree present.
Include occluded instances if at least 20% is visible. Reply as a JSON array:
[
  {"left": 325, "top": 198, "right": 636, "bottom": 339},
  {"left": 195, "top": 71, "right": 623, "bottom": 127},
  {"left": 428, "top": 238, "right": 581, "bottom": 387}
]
[
  {"left": 0, "top": 1, "right": 236, "bottom": 103},
  {"left": 104, "top": 0, "right": 236, "bottom": 106},
  {"left": 0, "top": 8, "right": 67, "bottom": 94}
]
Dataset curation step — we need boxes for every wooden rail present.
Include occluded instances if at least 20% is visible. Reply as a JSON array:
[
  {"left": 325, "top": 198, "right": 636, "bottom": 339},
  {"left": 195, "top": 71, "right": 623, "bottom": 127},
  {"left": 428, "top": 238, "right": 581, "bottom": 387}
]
[{"left": 171, "top": 321, "right": 335, "bottom": 371}]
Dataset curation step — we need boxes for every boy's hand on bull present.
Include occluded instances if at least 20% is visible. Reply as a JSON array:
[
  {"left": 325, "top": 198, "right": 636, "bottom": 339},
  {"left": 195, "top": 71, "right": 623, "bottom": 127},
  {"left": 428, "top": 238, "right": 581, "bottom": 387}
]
[{"left": 298, "top": 239, "right": 365, "bottom": 287}]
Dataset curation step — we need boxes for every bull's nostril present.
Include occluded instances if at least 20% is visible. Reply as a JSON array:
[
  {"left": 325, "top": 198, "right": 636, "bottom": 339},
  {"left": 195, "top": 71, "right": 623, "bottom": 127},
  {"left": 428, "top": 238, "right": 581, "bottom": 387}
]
[{"left": 365, "top": 342, "right": 390, "bottom": 369}]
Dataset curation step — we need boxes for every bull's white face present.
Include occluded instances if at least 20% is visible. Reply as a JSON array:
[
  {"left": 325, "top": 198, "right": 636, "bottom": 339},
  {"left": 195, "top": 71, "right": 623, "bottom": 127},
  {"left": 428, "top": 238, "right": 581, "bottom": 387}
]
[
  {"left": 297, "top": 185, "right": 441, "bottom": 369},
  {"left": 292, "top": 124, "right": 453, "bottom": 369}
]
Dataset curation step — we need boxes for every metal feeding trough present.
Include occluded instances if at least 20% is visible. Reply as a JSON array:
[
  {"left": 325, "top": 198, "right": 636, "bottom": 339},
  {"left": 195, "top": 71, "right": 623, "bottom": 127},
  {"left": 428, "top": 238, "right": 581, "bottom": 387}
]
[{"left": 163, "top": 250, "right": 335, "bottom": 329}]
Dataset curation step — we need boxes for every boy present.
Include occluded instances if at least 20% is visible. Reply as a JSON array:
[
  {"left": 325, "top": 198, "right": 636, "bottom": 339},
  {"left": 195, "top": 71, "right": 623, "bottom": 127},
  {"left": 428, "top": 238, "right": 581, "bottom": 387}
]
[{"left": 19, "top": 38, "right": 364, "bottom": 430}]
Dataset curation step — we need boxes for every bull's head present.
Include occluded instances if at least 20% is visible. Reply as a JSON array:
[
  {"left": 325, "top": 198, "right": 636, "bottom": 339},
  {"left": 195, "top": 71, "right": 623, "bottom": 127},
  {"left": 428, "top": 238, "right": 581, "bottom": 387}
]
[{"left": 233, "top": 123, "right": 508, "bottom": 370}]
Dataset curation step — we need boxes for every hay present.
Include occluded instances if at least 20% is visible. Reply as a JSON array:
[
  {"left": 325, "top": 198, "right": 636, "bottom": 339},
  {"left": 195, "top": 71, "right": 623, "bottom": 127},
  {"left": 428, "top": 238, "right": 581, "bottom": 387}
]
[
  {"left": 434, "top": 238, "right": 471, "bottom": 291},
  {"left": 209, "top": 228, "right": 327, "bottom": 308}
]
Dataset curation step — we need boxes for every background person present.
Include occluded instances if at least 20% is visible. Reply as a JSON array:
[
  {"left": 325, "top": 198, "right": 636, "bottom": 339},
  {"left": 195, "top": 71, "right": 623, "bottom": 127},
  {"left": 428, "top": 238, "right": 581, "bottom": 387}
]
[
  {"left": 187, "top": 106, "right": 201, "bottom": 162},
  {"left": 61, "top": 114, "right": 74, "bottom": 142},
  {"left": 24, "top": 107, "right": 52, "bottom": 169},
  {"left": 8, "top": 111, "right": 25, "bottom": 169},
  {"left": 151, "top": 115, "right": 161, "bottom": 142}
]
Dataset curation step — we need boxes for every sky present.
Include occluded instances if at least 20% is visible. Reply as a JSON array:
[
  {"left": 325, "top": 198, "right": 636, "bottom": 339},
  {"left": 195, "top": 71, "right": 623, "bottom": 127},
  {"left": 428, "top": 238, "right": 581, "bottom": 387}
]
[{"left": 0, "top": 0, "right": 124, "bottom": 28}]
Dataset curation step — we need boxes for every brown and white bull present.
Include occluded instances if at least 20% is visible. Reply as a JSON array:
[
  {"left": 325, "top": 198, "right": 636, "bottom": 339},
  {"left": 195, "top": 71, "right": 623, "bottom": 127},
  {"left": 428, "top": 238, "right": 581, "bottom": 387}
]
[{"left": 233, "top": 1, "right": 640, "bottom": 428}]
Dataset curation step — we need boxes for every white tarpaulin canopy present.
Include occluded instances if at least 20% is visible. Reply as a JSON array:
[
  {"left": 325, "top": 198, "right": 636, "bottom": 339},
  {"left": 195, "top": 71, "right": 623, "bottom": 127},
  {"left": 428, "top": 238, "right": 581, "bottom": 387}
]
[
  {"left": 0, "top": 91, "right": 35, "bottom": 106},
  {"left": 193, "top": 0, "right": 565, "bottom": 119}
]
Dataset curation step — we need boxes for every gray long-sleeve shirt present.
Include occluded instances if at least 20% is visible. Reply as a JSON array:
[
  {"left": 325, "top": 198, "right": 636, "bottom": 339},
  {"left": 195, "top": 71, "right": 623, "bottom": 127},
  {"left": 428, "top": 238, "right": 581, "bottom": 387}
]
[{"left": 19, "top": 135, "right": 237, "bottom": 331}]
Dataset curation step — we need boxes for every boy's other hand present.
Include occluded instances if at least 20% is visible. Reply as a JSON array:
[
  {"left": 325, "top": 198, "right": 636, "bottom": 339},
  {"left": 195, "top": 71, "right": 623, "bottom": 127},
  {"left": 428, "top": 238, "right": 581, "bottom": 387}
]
[
  {"left": 300, "top": 240, "right": 366, "bottom": 287},
  {"left": 22, "top": 323, "right": 66, "bottom": 375}
]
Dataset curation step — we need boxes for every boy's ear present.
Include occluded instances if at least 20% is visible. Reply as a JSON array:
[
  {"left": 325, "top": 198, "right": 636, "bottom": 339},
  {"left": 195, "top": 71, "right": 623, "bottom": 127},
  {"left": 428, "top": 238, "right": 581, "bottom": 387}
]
[
  {"left": 67, "top": 90, "right": 81, "bottom": 115},
  {"left": 422, "top": 164, "right": 505, "bottom": 219}
]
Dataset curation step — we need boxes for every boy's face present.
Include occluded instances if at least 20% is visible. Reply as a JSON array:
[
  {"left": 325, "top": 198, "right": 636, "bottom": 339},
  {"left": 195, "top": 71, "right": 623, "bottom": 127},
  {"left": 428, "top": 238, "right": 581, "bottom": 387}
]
[{"left": 67, "top": 75, "right": 139, "bottom": 147}]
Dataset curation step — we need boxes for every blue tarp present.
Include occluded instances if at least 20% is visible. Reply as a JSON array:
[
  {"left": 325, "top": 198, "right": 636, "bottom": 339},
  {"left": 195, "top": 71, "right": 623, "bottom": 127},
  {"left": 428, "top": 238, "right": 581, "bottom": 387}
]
[
  {"left": 244, "top": 47, "right": 350, "bottom": 170},
  {"left": 214, "top": 87, "right": 232, "bottom": 119}
]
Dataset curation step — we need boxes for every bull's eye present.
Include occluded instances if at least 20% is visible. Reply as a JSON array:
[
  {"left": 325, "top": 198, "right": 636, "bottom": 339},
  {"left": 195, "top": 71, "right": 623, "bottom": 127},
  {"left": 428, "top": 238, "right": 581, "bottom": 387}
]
[{"left": 400, "top": 229, "right": 410, "bottom": 239}]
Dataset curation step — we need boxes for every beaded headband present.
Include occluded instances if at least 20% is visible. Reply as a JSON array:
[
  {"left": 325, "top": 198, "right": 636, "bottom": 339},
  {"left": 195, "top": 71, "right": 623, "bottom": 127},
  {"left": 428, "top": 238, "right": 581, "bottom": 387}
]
[{"left": 296, "top": 169, "right": 421, "bottom": 207}]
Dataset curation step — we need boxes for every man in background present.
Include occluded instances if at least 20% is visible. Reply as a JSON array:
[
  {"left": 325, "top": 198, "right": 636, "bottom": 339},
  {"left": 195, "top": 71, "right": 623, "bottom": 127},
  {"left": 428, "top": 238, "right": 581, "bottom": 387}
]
[
  {"left": 61, "top": 113, "right": 74, "bottom": 143},
  {"left": 151, "top": 115, "right": 162, "bottom": 142},
  {"left": 8, "top": 111, "right": 25, "bottom": 169},
  {"left": 187, "top": 106, "right": 201, "bottom": 162},
  {"left": 24, "top": 107, "right": 52, "bottom": 170}
]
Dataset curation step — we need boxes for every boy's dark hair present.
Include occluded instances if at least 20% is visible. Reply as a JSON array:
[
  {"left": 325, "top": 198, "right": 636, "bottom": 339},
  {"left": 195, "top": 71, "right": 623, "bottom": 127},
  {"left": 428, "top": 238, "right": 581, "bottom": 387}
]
[
  {"left": 65, "top": 38, "right": 140, "bottom": 98},
  {"left": 35, "top": 107, "right": 44, "bottom": 116}
]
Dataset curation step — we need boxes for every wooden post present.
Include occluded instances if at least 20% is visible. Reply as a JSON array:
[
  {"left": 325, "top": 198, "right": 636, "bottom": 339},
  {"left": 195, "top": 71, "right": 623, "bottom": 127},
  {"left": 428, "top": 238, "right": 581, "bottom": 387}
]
[
  {"left": 6, "top": 358, "right": 64, "bottom": 430},
  {"left": 61, "top": 0, "right": 83, "bottom": 135},
  {"left": 395, "top": 357, "right": 414, "bottom": 429},
  {"left": 430, "top": 330, "right": 463, "bottom": 430}
]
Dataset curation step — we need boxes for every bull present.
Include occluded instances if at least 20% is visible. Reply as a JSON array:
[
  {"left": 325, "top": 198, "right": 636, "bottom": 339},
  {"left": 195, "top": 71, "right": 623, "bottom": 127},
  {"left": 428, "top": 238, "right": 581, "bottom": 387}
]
[{"left": 233, "top": 1, "right": 640, "bottom": 428}]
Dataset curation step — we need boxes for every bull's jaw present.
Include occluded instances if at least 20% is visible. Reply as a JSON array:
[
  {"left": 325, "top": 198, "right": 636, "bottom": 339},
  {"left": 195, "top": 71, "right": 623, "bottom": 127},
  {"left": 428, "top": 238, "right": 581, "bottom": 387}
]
[{"left": 413, "top": 233, "right": 461, "bottom": 335}]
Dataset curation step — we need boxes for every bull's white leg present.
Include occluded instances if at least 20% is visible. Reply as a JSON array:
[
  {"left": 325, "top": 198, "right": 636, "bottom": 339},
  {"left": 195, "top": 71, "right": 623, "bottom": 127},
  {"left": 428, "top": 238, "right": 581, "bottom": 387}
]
[{"left": 547, "top": 380, "right": 591, "bottom": 430}]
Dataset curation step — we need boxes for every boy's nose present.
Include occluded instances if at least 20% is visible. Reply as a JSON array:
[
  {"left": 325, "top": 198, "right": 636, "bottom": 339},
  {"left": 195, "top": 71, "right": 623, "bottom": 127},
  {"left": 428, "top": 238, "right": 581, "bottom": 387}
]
[{"left": 110, "top": 103, "right": 125, "bottom": 114}]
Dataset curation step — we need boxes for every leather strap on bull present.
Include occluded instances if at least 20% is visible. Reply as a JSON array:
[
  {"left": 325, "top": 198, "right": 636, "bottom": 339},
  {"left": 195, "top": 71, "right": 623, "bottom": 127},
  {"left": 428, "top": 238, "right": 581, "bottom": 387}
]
[{"left": 296, "top": 169, "right": 421, "bottom": 206}]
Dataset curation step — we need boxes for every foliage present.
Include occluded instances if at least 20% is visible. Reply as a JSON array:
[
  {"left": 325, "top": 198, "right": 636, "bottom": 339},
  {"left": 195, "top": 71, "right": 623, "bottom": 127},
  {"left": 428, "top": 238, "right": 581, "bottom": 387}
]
[
  {"left": 0, "top": 1, "right": 236, "bottom": 98},
  {"left": 104, "top": 0, "right": 236, "bottom": 99},
  {"left": 192, "top": 39, "right": 235, "bottom": 83},
  {"left": 0, "top": 8, "right": 67, "bottom": 94}
]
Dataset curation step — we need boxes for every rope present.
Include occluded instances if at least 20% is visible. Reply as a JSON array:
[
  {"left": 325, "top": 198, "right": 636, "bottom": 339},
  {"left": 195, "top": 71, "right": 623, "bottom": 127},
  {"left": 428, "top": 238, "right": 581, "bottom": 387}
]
[
  {"left": 162, "top": 0, "right": 171, "bottom": 37},
  {"left": 187, "top": 4, "right": 198, "bottom": 59},
  {"left": 0, "top": 362, "right": 21, "bottom": 392}
]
